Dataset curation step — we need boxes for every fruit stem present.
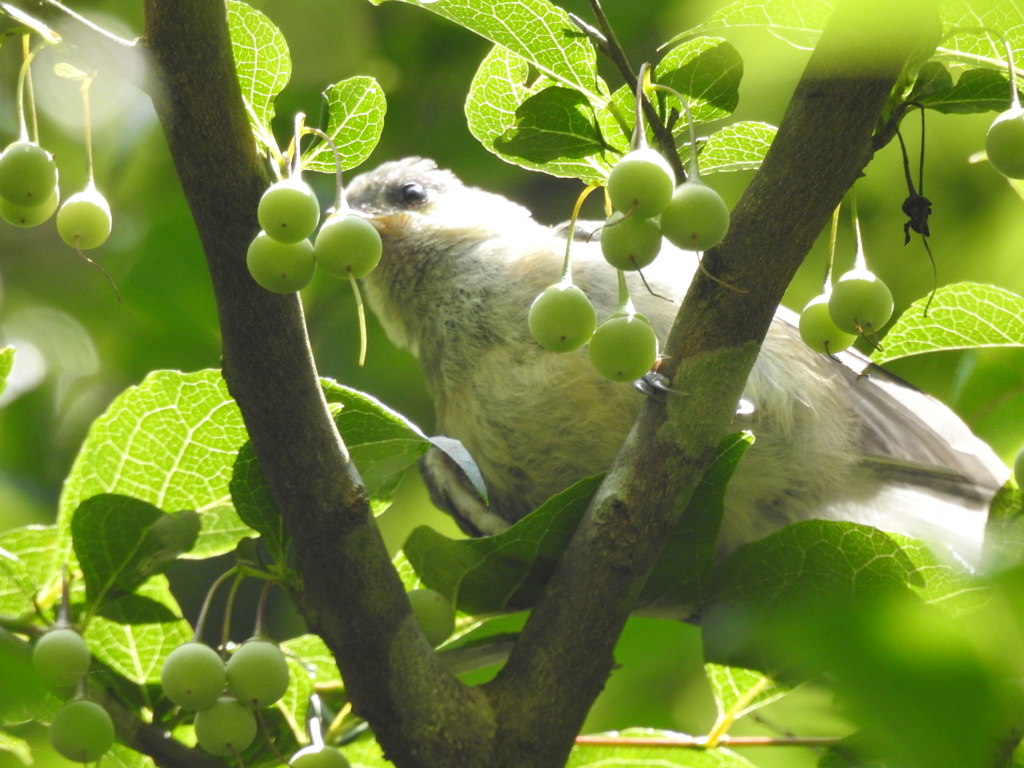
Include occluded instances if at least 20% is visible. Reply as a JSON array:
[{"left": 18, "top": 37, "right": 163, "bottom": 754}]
[
  {"left": 56, "top": 565, "right": 71, "bottom": 628},
  {"left": 1003, "top": 37, "right": 1020, "bottom": 110},
  {"left": 220, "top": 571, "right": 245, "bottom": 655},
  {"left": 194, "top": 567, "right": 239, "bottom": 644},
  {"left": 253, "top": 577, "right": 277, "bottom": 639},
  {"left": 823, "top": 202, "right": 841, "bottom": 297},
  {"left": 303, "top": 126, "right": 346, "bottom": 213},
  {"left": 80, "top": 73, "right": 96, "bottom": 185},
  {"left": 255, "top": 707, "right": 292, "bottom": 764},
  {"left": 349, "top": 272, "right": 368, "bottom": 367},
  {"left": 850, "top": 190, "right": 867, "bottom": 272},
  {"left": 560, "top": 184, "right": 600, "bottom": 282},
  {"left": 650, "top": 83, "right": 698, "bottom": 181},
  {"left": 292, "top": 112, "right": 307, "bottom": 179},
  {"left": 21, "top": 35, "right": 39, "bottom": 144},
  {"left": 615, "top": 266, "right": 633, "bottom": 314},
  {"left": 15, "top": 39, "right": 45, "bottom": 143},
  {"left": 630, "top": 63, "right": 651, "bottom": 151}
]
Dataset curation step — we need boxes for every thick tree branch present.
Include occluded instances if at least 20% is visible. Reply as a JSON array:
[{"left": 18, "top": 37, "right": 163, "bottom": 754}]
[
  {"left": 482, "top": 2, "right": 939, "bottom": 766},
  {"left": 131, "top": 2, "right": 493, "bottom": 767}
]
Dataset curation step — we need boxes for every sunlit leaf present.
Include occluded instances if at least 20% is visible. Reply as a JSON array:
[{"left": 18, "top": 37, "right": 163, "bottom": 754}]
[
  {"left": 705, "top": 663, "right": 790, "bottom": 724},
  {"left": 671, "top": 0, "right": 833, "bottom": 50},
  {"left": 104, "top": 743, "right": 156, "bottom": 768},
  {"left": 302, "top": 77, "right": 386, "bottom": 174},
  {"left": 370, "top": 0, "right": 600, "bottom": 99},
  {"left": 872, "top": 283, "right": 1024, "bottom": 365},
  {"left": 281, "top": 633, "right": 341, "bottom": 687},
  {"left": 683, "top": 121, "right": 778, "bottom": 174},
  {"left": 569, "top": 730, "right": 758, "bottom": 768},
  {"left": 0, "top": 525, "right": 58, "bottom": 617},
  {"left": 0, "top": 729, "right": 30, "bottom": 766},
  {"left": 276, "top": 656, "right": 315, "bottom": 745},
  {"left": 83, "top": 576, "right": 191, "bottom": 685},
  {"left": 0, "top": 347, "right": 13, "bottom": 399},
  {"left": 937, "top": 2, "right": 1024, "bottom": 78},
  {"left": 227, "top": 0, "right": 291, "bottom": 149}
]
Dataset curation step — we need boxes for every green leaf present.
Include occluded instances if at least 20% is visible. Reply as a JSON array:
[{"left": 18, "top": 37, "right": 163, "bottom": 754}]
[
  {"left": 890, "top": 533, "right": 992, "bottom": 617},
  {"left": 392, "top": 550, "right": 423, "bottom": 592},
  {"left": 655, "top": 37, "right": 744, "bottom": 125},
  {"left": 83, "top": 575, "right": 191, "bottom": 685},
  {"left": 372, "top": 0, "right": 599, "bottom": 100},
  {"left": 104, "top": 743, "right": 157, "bottom": 768},
  {"left": 920, "top": 68, "right": 1023, "bottom": 114},
  {"left": 705, "top": 663, "right": 790, "bottom": 723},
  {"left": 230, "top": 443, "right": 289, "bottom": 564},
  {"left": 404, "top": 474, "right": 603, "bottom": 615},
  {"left": 72, "top": 494, "right": 200, "bottom": 609},
  {"left": 281, "top": 634, "right": 341, "bottom": 687},
  {"left": 0, "top": 347, "right": 13, "bottom": 400},
  {"left": 872, "top": 283, "right": 1024, "bottom": 365},
  {"left": 0, "top": 525, "right": 58, "bottom": 617},
  {"left": 493, "top": 86, "right": 607, "bottom": 164},
  {"left": 637, "top": 433, "right": 753, "bottom": 616},
  {"left": 687, "top": 121, "right": 778, "bottom": 174},
  {"left": 568, "top": 731, "right": 758, "bottom": 768},
  {"left": 276, "top": 656, "right": 315, "bottom": 746},
  {"left": 673, "top": 0, "right": 833, "bottom": 50},
  {"left": 466, "top": 45, "right": 615, "bottom": 184},
  {"left": 339, "top": 731, "right": 394, "bottom": 767},
  {"left": 57, "top": 370, "right": 253, "bottom": 581},
  {"left": 302, "top": 77, "right": 387, "bottom": 173},
  {"left": 936, "top": 3, "right": 1024, "bottom": 78},
  {"left": 908, "top": 61, "right": 955, "bottom": 102},
  {"left": 227, "top": 0, "right": 291, "bottom": 151},
  {"left": 0, "top": 729, "right": 30, "bottom": 766},
  {"left": 322, "top": 379, "right": 431, "bottom": 512},
  {"left": 983, "top": 482, "right": 1024, "bottom": 572}
]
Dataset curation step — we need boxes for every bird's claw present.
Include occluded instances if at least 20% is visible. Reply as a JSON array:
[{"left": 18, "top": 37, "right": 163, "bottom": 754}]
[{"left": 635, "top": 371, "right": 679, "bottom": 397}]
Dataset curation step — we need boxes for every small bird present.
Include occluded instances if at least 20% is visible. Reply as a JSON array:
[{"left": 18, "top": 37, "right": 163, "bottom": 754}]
[{"left": 346, "top": 157, "right": 1008, "bottom": 565}]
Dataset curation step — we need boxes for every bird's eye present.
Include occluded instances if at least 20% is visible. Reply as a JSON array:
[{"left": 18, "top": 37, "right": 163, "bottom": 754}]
[{"left": 398, "top": 182, "right": 429, "bottom": 207}]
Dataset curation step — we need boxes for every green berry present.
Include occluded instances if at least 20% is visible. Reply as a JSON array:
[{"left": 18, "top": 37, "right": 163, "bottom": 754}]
[
  {"left": 407, "top": 588, "right": 456, "bottom": 648},
  {"left": 528, "top": 283, "right": 597, "bottom": 353},
  {"left": 247, "top": 232, "right": 316, "bottom": 294},
  {"left": 32, "top": 627, "right": 91, "bottom": 688},
  {"left": 827, "top": 269, "right": 894, "bottom": 336},
  {"left": 194, "top": 697, "right": 257, "bottom": 757},
  {"left": 258, "top": 178, "right": 321, "bottom": 244},
  {"left": 291, "top": 745, "right": 352, "bottom": 768},
  {"left": 56, "top": 186, "right": 112, "bottom": 250},
  {"left": 1014, "top": 446, "right": 1024, "bottom": 486},
  {"left": 607, "top": 148, "right": 675, "bottom": 218},
  {"left": 314, "top": 213, "right": 383, "bottom": 278},
  {"left": 799, "top": 294, "right": 856, "bottom": 355},
  {"left": 600, "top": 212, "right": 662, "bottom": 271},
  {"left": 589, "top": 313, "right": 659, "bottom": 382},
  {"left": 986, "top": 106, "right": 1024, "bottom": 179},
  {"left": 161, "top": 642, "right": 227, "bottom": 710},
  {"left": 226, "top": 639, "right": 290, "bottom": 707},
  {"left": 659, "top": 180, "right": 730, "bottom": 252},
  {"left": 0, "top": 141, "right": 58, "bottom": 208},
  {"left": 49, "top": 700, "right": 114, "bottom": 763},
  {"left": 0, "top": 188, "right": 59, "bottom": 227}
]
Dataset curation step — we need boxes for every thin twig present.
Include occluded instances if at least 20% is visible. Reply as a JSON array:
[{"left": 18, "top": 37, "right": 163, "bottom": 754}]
[{"left": 583, "top": 0, "right": 685, "bottom": 182}]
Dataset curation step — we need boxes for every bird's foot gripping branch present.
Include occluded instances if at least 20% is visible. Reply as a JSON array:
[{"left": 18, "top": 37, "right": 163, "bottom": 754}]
[{"left": 1, "top": 1, "right": 1024, "bottom": 768}]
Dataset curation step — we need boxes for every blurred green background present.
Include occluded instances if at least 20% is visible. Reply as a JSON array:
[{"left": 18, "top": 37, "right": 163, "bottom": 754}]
[{"left": 0, "top": 0, "right": 1022, "bottom": 765}]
